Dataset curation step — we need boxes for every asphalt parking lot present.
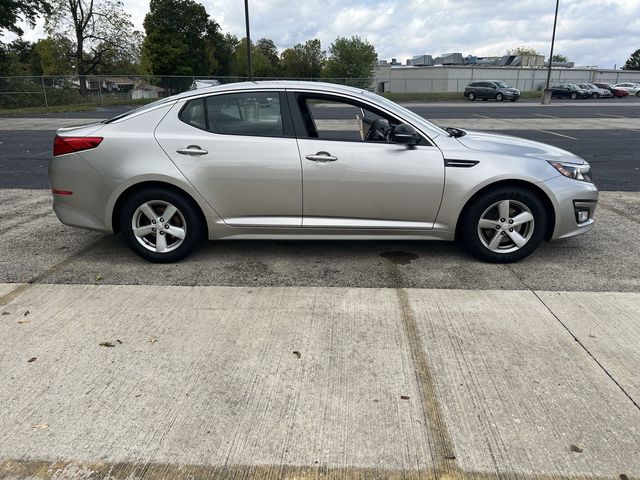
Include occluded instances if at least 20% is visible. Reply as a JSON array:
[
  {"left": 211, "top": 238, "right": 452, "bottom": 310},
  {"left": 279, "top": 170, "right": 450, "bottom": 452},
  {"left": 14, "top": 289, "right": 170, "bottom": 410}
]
[{"left": 1, "top": 99, "right": 639, "bottom": 479}]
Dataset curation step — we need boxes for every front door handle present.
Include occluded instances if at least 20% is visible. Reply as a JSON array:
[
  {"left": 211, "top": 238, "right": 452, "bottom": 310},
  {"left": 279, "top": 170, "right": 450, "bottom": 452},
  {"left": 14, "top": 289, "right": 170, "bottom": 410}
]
[
  {"left": 177, "top": 145, "right": 208, "bottom": 156},
  {"left": 305, "top": 151, "right": 337, "bottom": 163}
]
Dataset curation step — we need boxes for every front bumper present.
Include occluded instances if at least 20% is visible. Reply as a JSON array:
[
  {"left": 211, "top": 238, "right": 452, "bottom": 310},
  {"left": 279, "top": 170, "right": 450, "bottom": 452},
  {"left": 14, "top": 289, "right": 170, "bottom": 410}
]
[{"left": 542, "top": 175, "right": 599, "bottom": 240}]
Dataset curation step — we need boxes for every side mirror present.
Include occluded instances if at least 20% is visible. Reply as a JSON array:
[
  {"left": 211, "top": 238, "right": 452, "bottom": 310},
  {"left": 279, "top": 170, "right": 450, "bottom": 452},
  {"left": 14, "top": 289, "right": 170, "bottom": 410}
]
[{"left": 391, "top": 124, "right": 419, "bottom": 149}]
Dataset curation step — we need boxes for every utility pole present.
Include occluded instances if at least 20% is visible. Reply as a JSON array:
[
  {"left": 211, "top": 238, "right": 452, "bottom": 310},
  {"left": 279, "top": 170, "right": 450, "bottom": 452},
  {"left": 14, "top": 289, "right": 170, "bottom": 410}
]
[
  {"left": 542, "top": 0, "right": 559, "bottom": 104},
  {"left": 244, "top": 0, "right": 253, "bottom": 81}
]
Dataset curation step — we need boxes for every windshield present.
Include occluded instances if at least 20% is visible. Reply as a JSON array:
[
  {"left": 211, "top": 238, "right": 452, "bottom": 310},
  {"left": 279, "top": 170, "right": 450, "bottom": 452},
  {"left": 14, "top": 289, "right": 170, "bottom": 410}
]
[
  {"left": 363, "top": 91, "right": 447, "bottom": 136},
  {"left": 102, "top": 97, "right": 175, "bottom": 124},
  {"left": 494, "top": 82, "right": 512, "bottom": 88}
]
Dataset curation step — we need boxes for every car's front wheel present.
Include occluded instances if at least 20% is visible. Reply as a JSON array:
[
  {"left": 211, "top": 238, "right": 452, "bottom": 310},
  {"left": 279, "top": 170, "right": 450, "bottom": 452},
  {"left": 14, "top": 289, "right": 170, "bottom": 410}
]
[
  {"left": 460, "top": 187, "right": 547, "bottom": 263},
  {"left": 571, "top": 92, "right": 578, "bottom": 100},
  {"left": 495, "top": 93, "right": 504, "bottom": 102},
  {"left": 468, "top": 92, "right": 476, "bottom": 101},
  {"left": 119, "top": 188, "right": 203, "bottom": 263}
]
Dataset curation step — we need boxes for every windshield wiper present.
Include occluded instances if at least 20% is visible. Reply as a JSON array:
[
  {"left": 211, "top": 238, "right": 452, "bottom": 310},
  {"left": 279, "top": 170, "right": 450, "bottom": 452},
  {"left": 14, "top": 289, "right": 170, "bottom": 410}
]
[{"left": 445, "top": 127, "right": 467, "bottom": 138}]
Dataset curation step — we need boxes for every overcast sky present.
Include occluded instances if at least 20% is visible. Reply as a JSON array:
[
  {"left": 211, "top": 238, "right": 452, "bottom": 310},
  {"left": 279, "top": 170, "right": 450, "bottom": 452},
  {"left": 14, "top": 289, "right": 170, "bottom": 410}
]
[{"left": 5, "top": 0, "right": 640, "bottom": 69}]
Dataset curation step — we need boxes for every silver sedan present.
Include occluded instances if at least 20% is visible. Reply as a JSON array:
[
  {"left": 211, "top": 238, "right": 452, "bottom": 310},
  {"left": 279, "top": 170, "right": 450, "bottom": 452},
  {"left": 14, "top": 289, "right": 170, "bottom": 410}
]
[{"left": 49, "top": 81, "right": 598, "bottom": 263}]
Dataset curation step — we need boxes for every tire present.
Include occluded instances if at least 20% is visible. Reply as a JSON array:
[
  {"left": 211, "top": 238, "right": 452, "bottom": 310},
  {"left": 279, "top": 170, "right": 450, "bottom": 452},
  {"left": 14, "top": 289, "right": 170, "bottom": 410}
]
[
  {"left": 592, "top": 92, "right": 599, "bottom": 99},
  {"left": 459, "top": 186, "right": 547, "bottom": 263},
  {"left": 468, "top": 92, "right": 476, "bottom": 101},
  {"left": 495, "top": 93, "right": 504, "bottom": 102},
  {"left": 119, "top": 188, "right": 204, "bottom": 263},
  {"left": 571, "top": 92, "right": 578, "bottom": 100},
  {"left": 636, "top": 91, "right": 640, "bottom": 97}
]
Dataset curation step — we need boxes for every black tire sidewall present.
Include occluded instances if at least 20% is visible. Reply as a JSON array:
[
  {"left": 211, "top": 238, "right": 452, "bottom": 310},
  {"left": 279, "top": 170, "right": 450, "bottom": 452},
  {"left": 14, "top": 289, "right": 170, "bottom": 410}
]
[
  {"left": 461, "top": 187, "right": 547, "bottom": 263},
  {"left": 119, "top": 188, "right": 203, "bottom": 263}
]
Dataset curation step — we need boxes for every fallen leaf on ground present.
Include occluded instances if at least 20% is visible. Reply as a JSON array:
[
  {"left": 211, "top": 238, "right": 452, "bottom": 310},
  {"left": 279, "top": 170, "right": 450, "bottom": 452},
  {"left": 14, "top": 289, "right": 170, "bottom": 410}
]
[
  {"left": 293, "top": 351, "right": 301, "bottom": 359},
  {"left": 444, "top": 454, "right": 456, "bottom": 460},
  {"left": 99, "top": 342, "right": 115, "bottom": 347},
  {"left": 400, "top": 395, "right": 410, "bottom": 400},
  {"left": 1, "top": 311, "right": 9, "bottom": 316},
  {"left": 28, "top": 357, "right": 37, "bottom": 363},
  {"left": 32, "top": 423, "right": 49, "bottom": 430},
  {"left": 570, "top": 444, "right": 583, "bottom": 453},
  {"left": 148, "top": 336, "right": 157, "bottom": 344},
  {"left": 95, "top": 275, "right": 103, "bottom": 281},
  {"left": 620, "top": 474, "right": 629, "bottom": 480},
  {"left": 23, "top": 310, "right": 30, "bottom": 316},
  {"left": 116, "top": 339, "right": 123, "bottom": 344},
  {"left": 18, "top": 319, "right": 30, "bottom": 324}
]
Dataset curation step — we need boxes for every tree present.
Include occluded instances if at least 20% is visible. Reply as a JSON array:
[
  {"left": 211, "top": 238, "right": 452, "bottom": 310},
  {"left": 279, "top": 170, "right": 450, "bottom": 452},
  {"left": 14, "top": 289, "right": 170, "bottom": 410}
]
[
  {"left": 229, "top": 37, "right": 281, "bottom": 77},
  {"left": 323, "top": 36, "right": 377, "bottom": 87},
  {"left": 551, "top": 54, "right": 568, "bottom": 62},
  {"left": 0, "top": 0, "right": 51, "bottom": 36},
  {"left": 45, "top": 0, "right": 141, "bottom": 95},
  {"left": 281, "top": 39, "right": 325, "bottom": 78},
  {"left": 143, "top": 0, "right": 218, "bottom": 85},
  {"left": 622, "top": 49, "right": 640, "bottom": 71},
  {"left": 206, "top": 30, "right": 238, "bottom": 76},
  {"left": 507, "top": 46, "right": 540, "bottom": 56},
  {"left": 33, "top": 36, "right": 74, "bottom": 75}
]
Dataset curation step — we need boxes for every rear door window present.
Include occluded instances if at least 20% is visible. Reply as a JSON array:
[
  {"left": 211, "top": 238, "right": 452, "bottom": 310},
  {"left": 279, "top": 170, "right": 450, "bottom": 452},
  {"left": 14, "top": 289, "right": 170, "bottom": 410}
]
[{"left": 180, "top": 92, "right": 285, "bottom": 137}]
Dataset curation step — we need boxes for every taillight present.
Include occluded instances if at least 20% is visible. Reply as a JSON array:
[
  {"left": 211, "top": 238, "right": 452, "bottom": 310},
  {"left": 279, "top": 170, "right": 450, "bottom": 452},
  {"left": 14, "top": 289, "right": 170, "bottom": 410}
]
[{"left": 53, "top": 136, "right": 103, "bottom": 156}]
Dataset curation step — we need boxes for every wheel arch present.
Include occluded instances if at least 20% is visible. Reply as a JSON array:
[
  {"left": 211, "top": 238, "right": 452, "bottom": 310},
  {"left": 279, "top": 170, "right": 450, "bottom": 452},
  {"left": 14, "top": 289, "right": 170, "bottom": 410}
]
[
  {"left": 110, "top": 180, "right": 209, "bottom": 235},
  {"left": 455, "top": 179, "right": 556, "bottom": 241}
]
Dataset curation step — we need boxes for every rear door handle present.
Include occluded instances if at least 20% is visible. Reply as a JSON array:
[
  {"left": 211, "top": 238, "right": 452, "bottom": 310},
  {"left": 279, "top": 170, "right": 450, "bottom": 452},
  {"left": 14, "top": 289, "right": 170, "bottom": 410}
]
[
  {"left": 177, "top": 145, "right": 208, "bottom": 156},
  {"left": 305, "top": 151, "right": 337, "bottom": 163}
]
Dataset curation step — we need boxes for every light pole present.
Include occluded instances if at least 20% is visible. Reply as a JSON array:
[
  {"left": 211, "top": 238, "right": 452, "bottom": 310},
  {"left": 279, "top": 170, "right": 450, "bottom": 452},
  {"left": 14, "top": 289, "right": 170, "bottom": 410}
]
[
  {"left": 542, "top": 0, "right": 560, "bottom": 104},
  {"left": 244, "top": 0, "right": 253, "bottom": 81}
]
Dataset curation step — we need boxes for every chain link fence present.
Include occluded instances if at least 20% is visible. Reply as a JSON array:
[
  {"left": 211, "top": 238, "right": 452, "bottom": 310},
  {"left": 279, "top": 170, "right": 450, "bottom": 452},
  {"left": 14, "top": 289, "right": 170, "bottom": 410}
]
[{"left": 0, "top": 75, "right": 373, "bottom": 109}]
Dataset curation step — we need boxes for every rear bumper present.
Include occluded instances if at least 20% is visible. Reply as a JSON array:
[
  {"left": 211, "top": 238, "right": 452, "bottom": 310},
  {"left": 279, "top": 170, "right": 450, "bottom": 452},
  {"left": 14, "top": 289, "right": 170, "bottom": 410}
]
[
  {"left": 542, "top": 175, "right": 599, "bottom": 240},
  {"left": 49, "top": 152, "right": 113, "bottom": 232}
]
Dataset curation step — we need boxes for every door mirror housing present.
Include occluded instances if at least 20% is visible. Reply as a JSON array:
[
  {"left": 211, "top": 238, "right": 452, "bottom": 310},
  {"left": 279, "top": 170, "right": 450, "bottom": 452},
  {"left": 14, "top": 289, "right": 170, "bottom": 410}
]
[{"left": 391, "top": 124, "right": 419, "bottom": 149}]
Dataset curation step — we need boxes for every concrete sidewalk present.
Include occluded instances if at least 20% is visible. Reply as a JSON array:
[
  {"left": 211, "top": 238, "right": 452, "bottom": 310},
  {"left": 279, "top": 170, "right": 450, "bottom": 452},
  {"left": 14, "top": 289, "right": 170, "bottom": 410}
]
[{"left": 1, "top": 284, "right": 638, "bottom": 479}]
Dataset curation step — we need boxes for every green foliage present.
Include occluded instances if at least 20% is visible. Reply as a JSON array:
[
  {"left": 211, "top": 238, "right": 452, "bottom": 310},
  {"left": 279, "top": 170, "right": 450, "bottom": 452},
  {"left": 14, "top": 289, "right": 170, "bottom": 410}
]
[
  {"left": 507, "top": 46, "right": 540, "bottom": 56},
  {"left": 281, "top": 39, "right": 325, "bottom": 78},
  {"left": 622, "top": 49, "right": 640, "bottom": 71},
  {"left": 143, "top": 0, "right": 217, "bottom": 78},
  {"left": 323, "top": 36, "right": 377, "bottom": 87},
  {"left": 0, "top": 0, "right": 51, "bottom": 36},
  {"left": 551, "top": 54, "right": 568, "bottom": 62},
  {"left": 229, "top": 37, "right": 281, "bottom": 77},
  {"left": 45, "top": 0, "right": 140, "bottom": 88},
  {"left": 206, "top": 31, "right": 238, "bottom": 76},
  {"left": 34, "top": 36, "right": 74, "bottom": 75}
]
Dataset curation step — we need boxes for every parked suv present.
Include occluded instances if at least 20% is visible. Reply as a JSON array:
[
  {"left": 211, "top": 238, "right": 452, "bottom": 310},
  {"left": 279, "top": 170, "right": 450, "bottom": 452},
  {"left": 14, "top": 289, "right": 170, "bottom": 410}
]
[{"left": 464, "top": 81, "right": 520, "bottom": 102}]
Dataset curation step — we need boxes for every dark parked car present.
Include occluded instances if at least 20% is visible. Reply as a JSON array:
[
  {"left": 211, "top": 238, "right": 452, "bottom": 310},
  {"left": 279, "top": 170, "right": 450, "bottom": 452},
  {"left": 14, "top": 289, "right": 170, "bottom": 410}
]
[
  {"left": 549, "top": 84, "right": 589, "bottom": 99},
  {"left": 464, "top": 81, "right": 520, "bottom": 102},
  {"left": 593, "top": 82, "right": 630, "bottom": 98}
]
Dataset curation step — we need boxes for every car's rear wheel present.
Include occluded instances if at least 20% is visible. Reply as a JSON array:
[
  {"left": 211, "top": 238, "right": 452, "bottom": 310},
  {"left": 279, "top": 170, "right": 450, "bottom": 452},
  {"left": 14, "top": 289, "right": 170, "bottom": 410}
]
[
  {"left": 571, "top": 92, "right": 578, "bottom": 100},
  {"left": 468, "top": 92, "right": 476, "bottom": 101},
  {"left": 495, "top": 93, "right": 504, "bottom": 102},
  {"left": 119, "top": 188, "right": 203, "bottom": 263},
  {"left": 460, "top": 186, "right": 547, "bottom": 263}
]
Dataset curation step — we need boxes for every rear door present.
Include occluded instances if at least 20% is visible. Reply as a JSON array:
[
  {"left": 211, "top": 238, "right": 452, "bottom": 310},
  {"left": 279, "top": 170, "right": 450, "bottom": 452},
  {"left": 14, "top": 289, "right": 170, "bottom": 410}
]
[
  {"left": 289, "top": 91, "right": 445, "bottom": 230},
  {"left": 155, "top": 90, "right": 302, "bottom": 227}
]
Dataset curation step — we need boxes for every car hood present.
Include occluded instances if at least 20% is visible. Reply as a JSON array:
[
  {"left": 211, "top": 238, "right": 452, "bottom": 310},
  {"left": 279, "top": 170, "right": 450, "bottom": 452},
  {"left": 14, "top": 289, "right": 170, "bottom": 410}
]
[{"left": 455, "top": 130, "right": 585, "bottom": 164}]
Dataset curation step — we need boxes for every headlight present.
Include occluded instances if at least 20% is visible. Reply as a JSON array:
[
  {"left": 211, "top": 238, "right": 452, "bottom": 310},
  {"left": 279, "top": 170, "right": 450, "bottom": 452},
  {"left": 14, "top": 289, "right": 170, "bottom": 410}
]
[{"left": 548, "top": 161, "right": 592, "bottom": 182}]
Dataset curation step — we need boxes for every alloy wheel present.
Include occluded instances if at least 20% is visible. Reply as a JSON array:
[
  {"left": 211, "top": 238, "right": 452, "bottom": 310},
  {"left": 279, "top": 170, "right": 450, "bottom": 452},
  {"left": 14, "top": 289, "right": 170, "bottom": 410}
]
[
  {"left": 477, "top": 200, "right": 535, "bottom": 253},
  {"left": 131, "top": 200, "right": 187, "bottom": 253}
]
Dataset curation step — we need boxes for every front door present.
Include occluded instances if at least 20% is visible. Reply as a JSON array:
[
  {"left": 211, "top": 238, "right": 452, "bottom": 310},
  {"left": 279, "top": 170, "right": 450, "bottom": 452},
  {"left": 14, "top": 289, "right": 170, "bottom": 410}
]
[
  {"left": 289, "top": 92, "right": 445, "bottom": 229},
  {"left": 155, "top": 91, "right": 302, "bottom": 227}
]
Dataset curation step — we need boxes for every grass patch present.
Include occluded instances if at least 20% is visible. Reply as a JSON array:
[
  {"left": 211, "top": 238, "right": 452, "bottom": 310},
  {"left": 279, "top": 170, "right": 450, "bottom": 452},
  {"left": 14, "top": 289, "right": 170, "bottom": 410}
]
[
  {"left": 0, "top": 97, "right": 158, "bottom": 115},
  {"left": 382, "top": 91, "right": 542, "bottom": 102}
]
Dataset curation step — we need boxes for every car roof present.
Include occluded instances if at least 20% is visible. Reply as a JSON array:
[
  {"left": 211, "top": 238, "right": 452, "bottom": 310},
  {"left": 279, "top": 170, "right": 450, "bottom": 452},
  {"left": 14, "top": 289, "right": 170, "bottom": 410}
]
[{"left": 166, "top": 80, "right": 368, "bottom": 102}]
